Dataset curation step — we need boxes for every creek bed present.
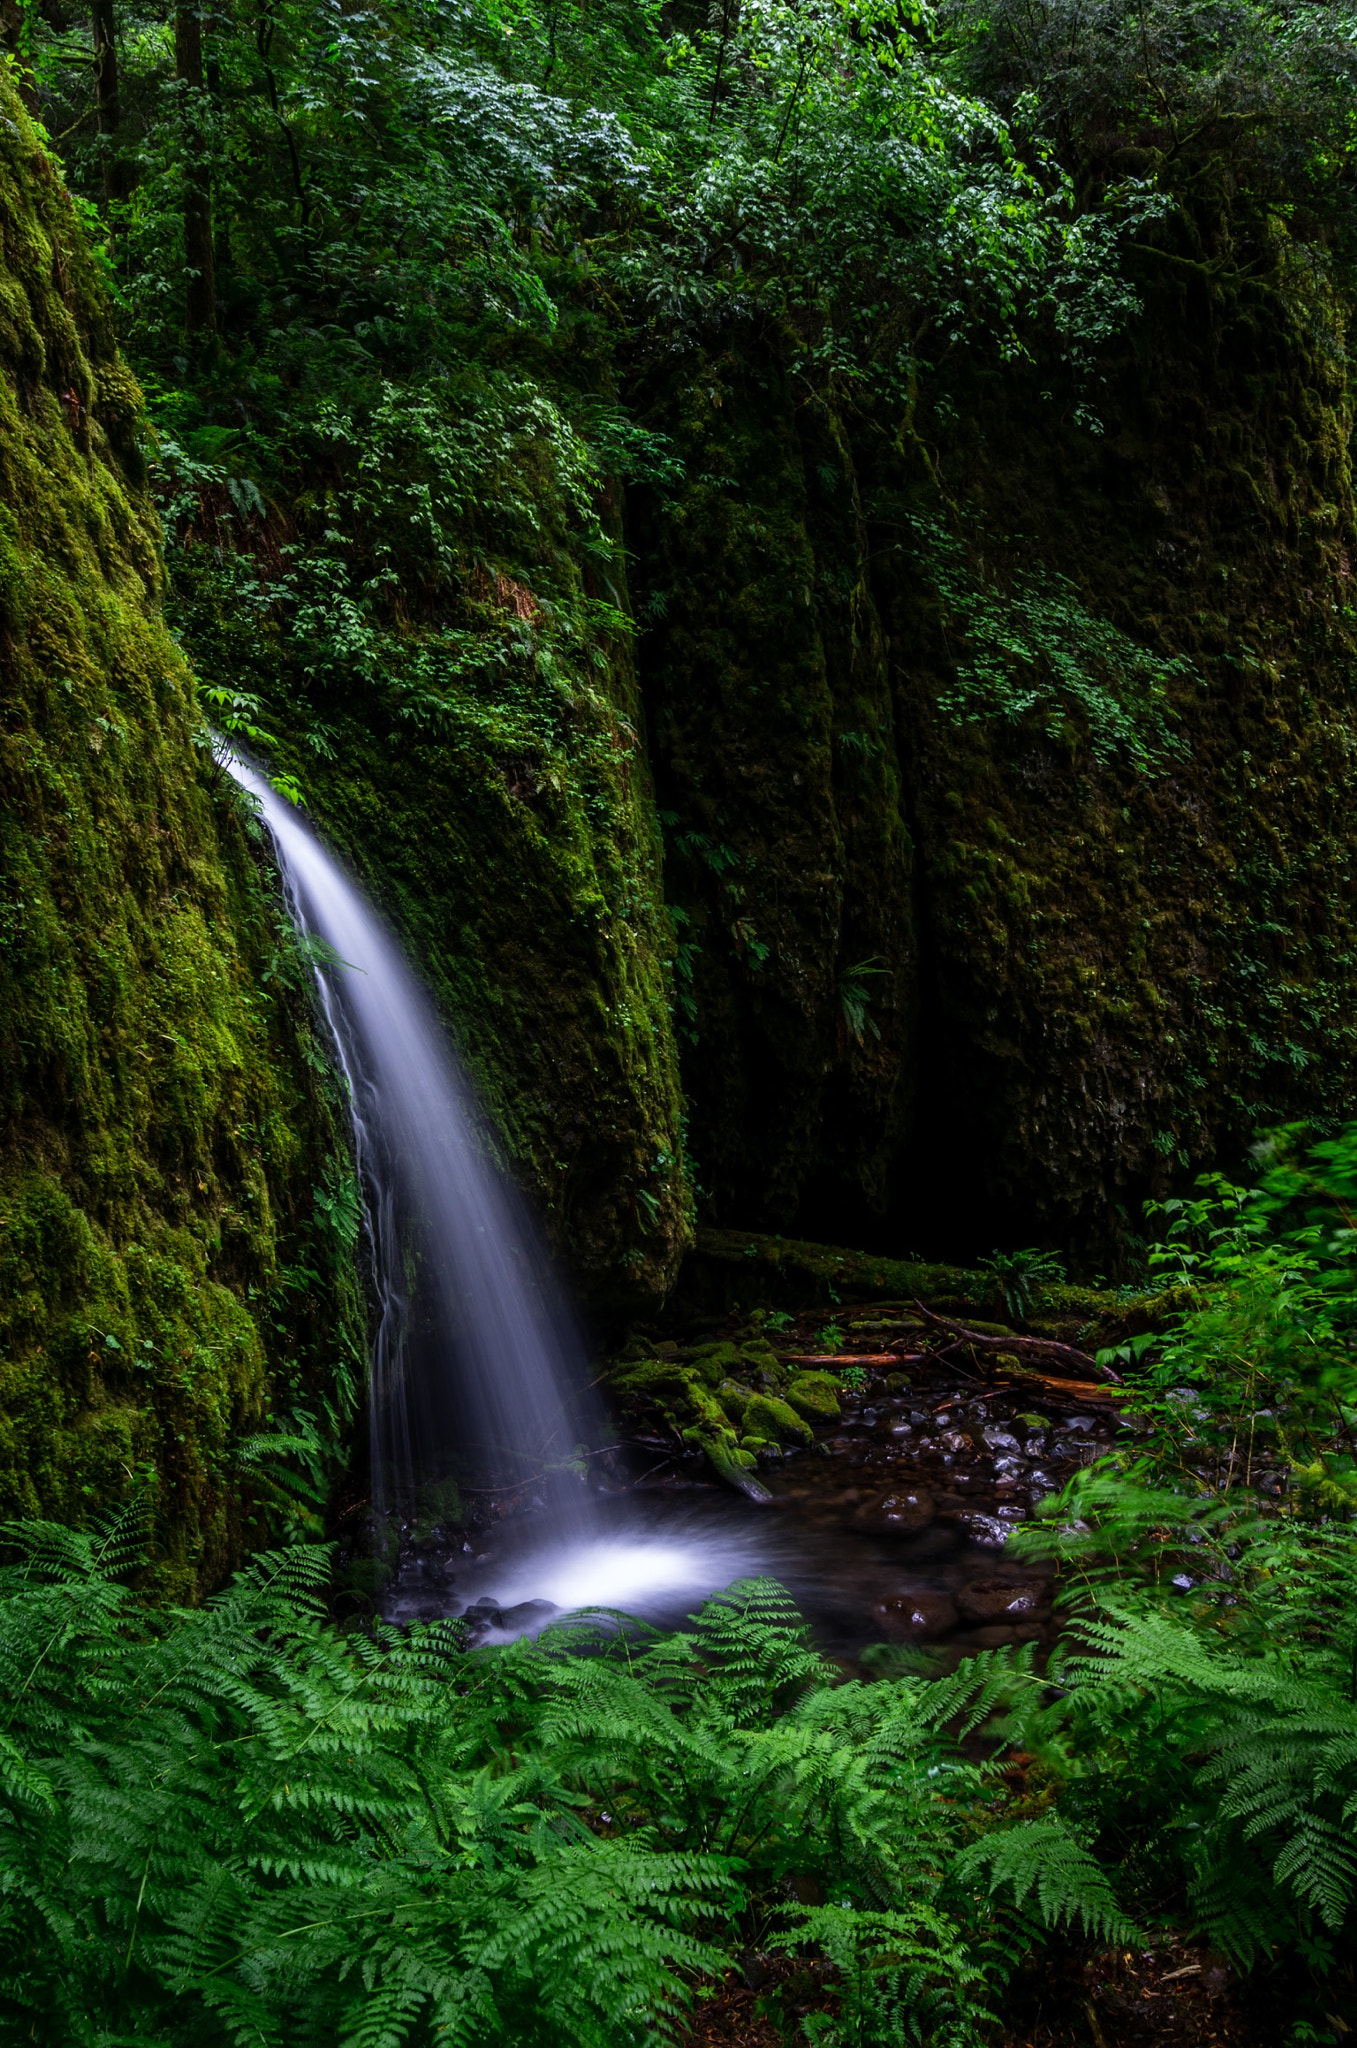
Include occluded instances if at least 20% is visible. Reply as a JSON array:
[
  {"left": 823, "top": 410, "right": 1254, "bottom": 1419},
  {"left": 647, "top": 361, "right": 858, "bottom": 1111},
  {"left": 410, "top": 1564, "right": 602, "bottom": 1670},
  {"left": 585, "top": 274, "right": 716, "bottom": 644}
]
[{"left": 383, "top": 1361, "right": 1125, "bottom": 1665}]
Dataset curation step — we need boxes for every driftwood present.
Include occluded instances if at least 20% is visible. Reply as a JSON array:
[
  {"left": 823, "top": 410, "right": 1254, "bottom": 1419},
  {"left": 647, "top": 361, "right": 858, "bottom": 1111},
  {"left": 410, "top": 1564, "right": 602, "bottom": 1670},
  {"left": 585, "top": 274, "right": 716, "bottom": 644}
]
[{"left": 908, "top": 1301, "right": 1125, "bottom": 1386}]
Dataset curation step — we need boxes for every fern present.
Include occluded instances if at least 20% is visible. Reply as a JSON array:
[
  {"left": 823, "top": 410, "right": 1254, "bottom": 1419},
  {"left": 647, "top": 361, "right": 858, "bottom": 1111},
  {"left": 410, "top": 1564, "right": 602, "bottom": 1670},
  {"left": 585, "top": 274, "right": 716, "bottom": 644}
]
[{"left": 6, "top": 1508, "right": 1347, "bottom": 2039}]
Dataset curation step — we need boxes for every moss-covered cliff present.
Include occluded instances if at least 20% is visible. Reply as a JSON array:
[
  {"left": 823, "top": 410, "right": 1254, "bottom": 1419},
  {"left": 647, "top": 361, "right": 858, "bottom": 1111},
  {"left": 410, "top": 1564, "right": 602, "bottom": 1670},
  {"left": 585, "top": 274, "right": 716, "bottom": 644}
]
[
  {"left": 873, "top": 228, "right": 1357, "bottom": 1259},
  {"left": 161, "top": 324, "right": 692, "bottom": 1316},
  {"left": 630, "top": 350, "right": 915, "bottom": 1235},
  {"left": 0, "top": 84, "right": 360, "bottom": 1591},
  {"left": 630, "top": 203, "right": 1357, "bottom": 1267}
]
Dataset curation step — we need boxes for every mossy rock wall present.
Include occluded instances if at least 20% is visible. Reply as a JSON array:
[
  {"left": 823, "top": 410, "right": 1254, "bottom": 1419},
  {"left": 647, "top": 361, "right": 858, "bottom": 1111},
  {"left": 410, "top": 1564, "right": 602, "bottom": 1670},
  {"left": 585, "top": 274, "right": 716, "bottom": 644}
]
[
  {"left": 871, "top": 233, "right": 1357, "bottom": 1258},
  {"left": 276, "top": 600, "right": 688, "bottom": 1315},
  {"left": 174, "top": 480, "right": 691, "bottom": 1316},
  {"left": 0, "top": 85, "right": 359, "bottom": 1591},
  {"left": 630, "top": 347, "right": 916, "bottom": 1236},
  {"left": 630, "top": 234, "right": 1357, "bottom": 1265}
]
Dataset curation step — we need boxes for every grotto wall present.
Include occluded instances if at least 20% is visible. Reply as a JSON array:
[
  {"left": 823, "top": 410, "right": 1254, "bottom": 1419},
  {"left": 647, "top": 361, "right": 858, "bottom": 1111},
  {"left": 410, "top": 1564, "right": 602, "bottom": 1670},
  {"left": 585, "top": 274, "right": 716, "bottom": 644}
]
[
  {"left": 0, "top": 81, "right": 361, "bottom": 1590},
  {"left": 629, "top": 347, "right": 916, "bottom": 1240},
  {"left": 633, "top": 222, "right": 1357, "bottom": 1266},
  {"left": 170, "top": 394, "right": 692, "bottom": 1318}
]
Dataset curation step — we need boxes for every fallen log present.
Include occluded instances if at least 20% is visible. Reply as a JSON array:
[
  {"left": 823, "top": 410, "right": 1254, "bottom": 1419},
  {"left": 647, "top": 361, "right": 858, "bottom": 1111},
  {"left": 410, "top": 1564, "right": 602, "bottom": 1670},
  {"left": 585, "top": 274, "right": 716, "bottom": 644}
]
[
  {"left": 909, "top": 1301, "right": 1125, "bottom": 1385},
  {"left": 775, "top": 1352, "right": 904, "bottom": 1369}
]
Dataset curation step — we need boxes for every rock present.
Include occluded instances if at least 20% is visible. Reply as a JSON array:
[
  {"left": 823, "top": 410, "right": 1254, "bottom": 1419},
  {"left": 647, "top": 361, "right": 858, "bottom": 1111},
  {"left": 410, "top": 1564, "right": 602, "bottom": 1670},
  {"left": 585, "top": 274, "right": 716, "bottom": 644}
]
[
  {"left": 851, "top": 1486, "right": 935, "bottom": 1533},
  {"left": 497, "top": 1599, "right": 559, "bottom": 1633},
  {"left": 953, "top": 1510, "right": 1024, "bottom": 1546},
  {"left": 956, "top": 1576, "right": 1050, "bottom": 1623},
  {"left": 744, "top": 1392, "right": 813, "bottom": 1444},
  {"left": 688, "top": 1341, "right": 744, "bottom": 1385},
  {"left": 785, "top": 1372, "right": 841, "bottom": 1423},
  {"left": 872, "top": 1591, "right": 959, "bottom": 1639},
  {"left": 981, "top": 1427, "right": 1021, "bottom": 1453}
]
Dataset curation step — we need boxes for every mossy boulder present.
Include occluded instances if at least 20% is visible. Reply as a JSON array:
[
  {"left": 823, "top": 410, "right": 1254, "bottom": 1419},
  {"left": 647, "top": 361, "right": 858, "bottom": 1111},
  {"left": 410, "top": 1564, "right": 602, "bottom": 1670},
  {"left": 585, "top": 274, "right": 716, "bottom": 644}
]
[
  {"left": 715, "top": 1377, "right": 753, "bottom": 1422},
  {"left": 742, "top": 1393, "right": 813, "bottom": 1445},
  {"left": 0, "top": 79, "right": 360, "bottom": 1593},
  {"left": 785, "top": 1373, "right": 842, "bottom": 1424},
  {"left": 688, "top": 1340, "right": 744, "bottom": 1385}
]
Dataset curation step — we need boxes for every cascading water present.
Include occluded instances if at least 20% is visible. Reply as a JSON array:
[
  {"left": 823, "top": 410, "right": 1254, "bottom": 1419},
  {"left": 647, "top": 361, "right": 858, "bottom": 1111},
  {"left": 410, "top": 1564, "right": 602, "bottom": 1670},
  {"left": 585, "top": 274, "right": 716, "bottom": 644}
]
[
  {"left": 217, "top": 747, "right": 1065, "bottom": 1654},
  {"left": 223, "top": 746, "right": 791, "bottom": 1635},
  {"left": 220, "top": 747, "right": 595, "bottom": 1526}
]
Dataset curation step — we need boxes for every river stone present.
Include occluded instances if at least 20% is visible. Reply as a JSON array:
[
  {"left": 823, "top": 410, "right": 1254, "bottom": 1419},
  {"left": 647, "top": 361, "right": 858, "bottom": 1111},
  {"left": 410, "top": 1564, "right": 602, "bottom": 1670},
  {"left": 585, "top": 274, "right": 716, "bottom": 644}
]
[
  {"left": 952, "top": 1509, "right": 1025, "bottom": 1546},
  {"left": 956, "top": 1576, "right": 1050, "bottom": 1623},
  {"left": 851, "top": 1486, "right": 935, "bottom": 1534},
  {"left": 785, "top": 1371, "right": 841, "bottom": 1423},
  {"left": 871, "top": 1591, "right": 959, "bottom": 1640}
]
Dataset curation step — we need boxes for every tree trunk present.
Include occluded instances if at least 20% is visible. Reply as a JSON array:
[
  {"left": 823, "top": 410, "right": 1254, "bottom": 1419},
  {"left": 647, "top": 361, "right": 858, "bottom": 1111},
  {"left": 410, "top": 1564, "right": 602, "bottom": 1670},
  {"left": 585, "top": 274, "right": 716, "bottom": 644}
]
[
  {"left": 175, "top": 0, "right": 215, "bottom": 334},
  {"left": 91, "top": 0, "right": 123, "bottom": 203}
]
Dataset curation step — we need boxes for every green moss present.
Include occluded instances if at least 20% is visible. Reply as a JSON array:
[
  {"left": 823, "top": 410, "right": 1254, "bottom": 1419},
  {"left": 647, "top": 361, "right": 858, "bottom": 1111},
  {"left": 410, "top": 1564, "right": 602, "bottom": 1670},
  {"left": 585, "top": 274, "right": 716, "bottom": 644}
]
[
  {"left": 742, "top": 1392, "right": 812, "bottom": 1445},
  {"left": 784, "top": 1373, "right": 841, "bottom": 1424},
  {"left": 0, "top": 82, "right": 360, "bottom": 1594},
  {"left": 688, "top": 1340, "right": 744, "bottom": 1385}
]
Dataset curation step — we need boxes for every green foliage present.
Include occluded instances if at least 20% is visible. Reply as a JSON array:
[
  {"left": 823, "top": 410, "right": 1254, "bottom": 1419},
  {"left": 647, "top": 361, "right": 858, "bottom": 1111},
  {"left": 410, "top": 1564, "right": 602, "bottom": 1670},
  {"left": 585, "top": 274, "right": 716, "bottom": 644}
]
[
  {"left": 979, "top": 1246, "right": 1066, "bottom": 1322},
  {"left": 0, "top": 1525, "right": 1120, "bottom": 2047},
  {"left": 916, "top": 513, "right": 1193, "bottom": 766},
  {"left": 1110, "top": 1124, "right": 1357, "bottom": 1504},
  {"left": 995, "top": 1127, "right": 1357, "bottom": 1996}
]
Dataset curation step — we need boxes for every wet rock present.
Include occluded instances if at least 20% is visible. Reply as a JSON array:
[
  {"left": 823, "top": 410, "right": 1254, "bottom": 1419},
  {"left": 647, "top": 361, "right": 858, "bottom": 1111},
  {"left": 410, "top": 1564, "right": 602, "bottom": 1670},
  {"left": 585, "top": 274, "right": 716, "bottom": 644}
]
[
  {"left": 743, "top": 1392, "right": 813, "bottom": 1445},
  {"left": 953, "top": 1509, "right": 1024, "bottom": 1546},
  {"left": 851, "top": 1486, "right": 935, "bottom": 1533},
  {"left": 981, "top": 1428, "right": 1020, "bottom": 1453},
  {"left": 956, "top": 1575, "right": 1050, "bottom": 1624},
  {"left": 872, "top": 1591, "right": 959, "bottom": 1640},
  {"left": 1053, "top": 1438, "right": 1101, "bottom": 1464},
  {"left": 498, "top": 1599, "right": 558, "bottom": 1632},
  {"left": 939, "top": 1430, "right": 973, "bottom": 1455}
]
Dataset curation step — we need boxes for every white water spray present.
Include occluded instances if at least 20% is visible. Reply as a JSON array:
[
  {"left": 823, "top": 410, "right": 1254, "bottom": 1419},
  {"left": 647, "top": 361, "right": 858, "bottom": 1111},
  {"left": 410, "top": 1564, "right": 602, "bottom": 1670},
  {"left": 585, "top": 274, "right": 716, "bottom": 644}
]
[{"left": 221, "top": 749, "right": 595, "bottom": 1521}]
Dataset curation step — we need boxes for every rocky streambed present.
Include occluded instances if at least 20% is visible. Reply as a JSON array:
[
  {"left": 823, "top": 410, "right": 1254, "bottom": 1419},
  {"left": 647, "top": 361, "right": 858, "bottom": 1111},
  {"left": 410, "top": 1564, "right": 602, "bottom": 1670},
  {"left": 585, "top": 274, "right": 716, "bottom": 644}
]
[{"left": 382, "top": 1304, "right": 1131, "bottom": 1664}]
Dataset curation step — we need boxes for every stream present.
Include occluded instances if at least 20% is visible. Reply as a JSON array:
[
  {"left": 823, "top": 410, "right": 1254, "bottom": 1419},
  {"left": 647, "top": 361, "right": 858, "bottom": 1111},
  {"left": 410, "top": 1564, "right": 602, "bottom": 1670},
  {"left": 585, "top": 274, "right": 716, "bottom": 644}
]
[{"left": 382, "top": 1360, "right": 1124, "bottom": 1666}]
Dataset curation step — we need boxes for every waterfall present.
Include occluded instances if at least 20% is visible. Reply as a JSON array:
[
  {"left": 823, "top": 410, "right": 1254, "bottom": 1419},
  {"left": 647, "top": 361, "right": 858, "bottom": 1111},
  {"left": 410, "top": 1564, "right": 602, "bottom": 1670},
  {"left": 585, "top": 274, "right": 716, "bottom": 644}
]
[{"left": 221, "top": 748, "right": 595, "bottom": 1524}]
